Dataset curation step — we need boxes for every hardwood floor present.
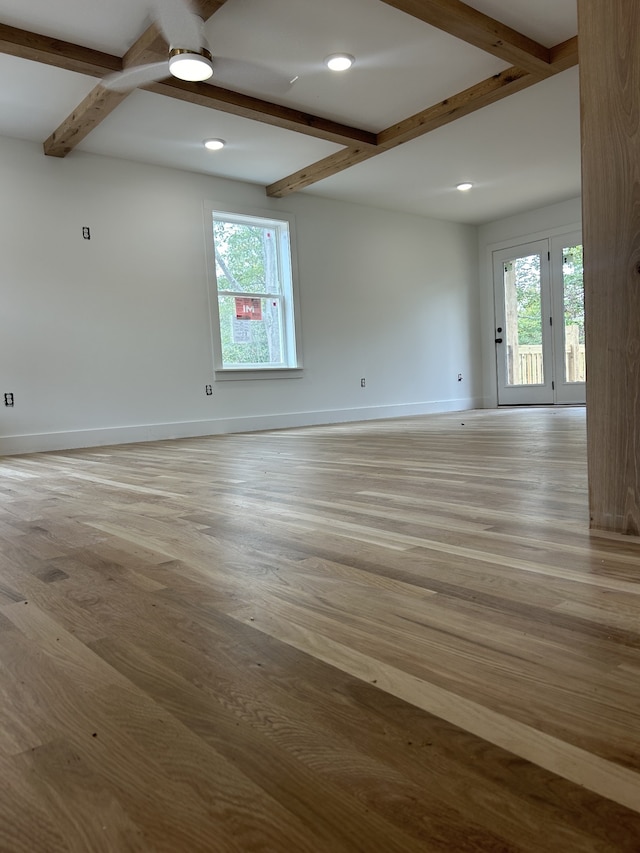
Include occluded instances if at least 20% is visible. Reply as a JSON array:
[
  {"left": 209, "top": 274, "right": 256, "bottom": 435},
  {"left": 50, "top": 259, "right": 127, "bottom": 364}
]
[{"left": 1, "top": 406, "right": 640, "bottom": 851}]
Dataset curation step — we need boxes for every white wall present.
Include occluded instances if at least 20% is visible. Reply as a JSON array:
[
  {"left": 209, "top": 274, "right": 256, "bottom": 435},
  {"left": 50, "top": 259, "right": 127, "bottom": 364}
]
[
  {"left": 0, "top": 136, "right": 482, "bottom": 454},
  {"left": 477, "top": 197, "right": 582, "bottom": 407}
]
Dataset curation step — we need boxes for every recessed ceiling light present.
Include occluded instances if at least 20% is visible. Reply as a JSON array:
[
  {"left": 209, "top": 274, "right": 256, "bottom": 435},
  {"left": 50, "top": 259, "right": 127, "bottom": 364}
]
[
  {"left": 169, "top": 48, "right": 214, "bottom": 82},
  {"left": 324, "top": 53, "right": 355, "bottom": 71},
  {"left": 204, "top": 138, "right": 225, "bottom": 151},
  {"left": 456, "top": 182, "right": 473, "bottom": 192}
]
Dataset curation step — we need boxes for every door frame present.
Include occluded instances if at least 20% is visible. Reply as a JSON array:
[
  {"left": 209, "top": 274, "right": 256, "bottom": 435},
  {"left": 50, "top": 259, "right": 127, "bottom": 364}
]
[{"left": 492, "top": 232, "right": 585, "bottom": 406}]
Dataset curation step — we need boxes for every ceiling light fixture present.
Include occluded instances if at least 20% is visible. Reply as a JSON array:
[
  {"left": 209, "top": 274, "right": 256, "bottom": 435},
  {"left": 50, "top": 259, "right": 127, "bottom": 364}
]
[
  {"left": 324, "top": 53, "right": 355, "bottom": 71},
  {"left": 204, "top": 138, "right": 225, "bottom": 151},
  {"left": 456, "top": 182, "right": 473, "bottom": 192},
  {"left": 169, "top": 47, "right": 214, "bottom": 82}
]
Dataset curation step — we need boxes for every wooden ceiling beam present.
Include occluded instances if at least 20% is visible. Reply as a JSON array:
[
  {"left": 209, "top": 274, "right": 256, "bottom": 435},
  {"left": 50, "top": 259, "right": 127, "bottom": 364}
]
[
  {"left": 550, "top": 36, "right": 579, "bottom": 72},
  {"left": 377, "top": 66, "right": 532, "bottom": 149},
  {"left": 42, "top": 24, "right": 169, "bottom": 158},
  {"left": 43, "top": 88, "right": 131, "bottom": 157},
  {"left": 378, "top": 0, "right": 554, "bottom": 76},
  {"left": 146, "top": 78, "right": 377, "bottom": 147},
  {"left": 266, "top": 146, "right": 375, "bottom": 198}
]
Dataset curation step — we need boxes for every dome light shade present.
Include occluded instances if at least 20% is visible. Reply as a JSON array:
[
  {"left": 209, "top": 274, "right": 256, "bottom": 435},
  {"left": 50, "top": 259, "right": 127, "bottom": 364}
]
[
  {"left": 169, "top": 48, "right": 213, "bottom": 82},
  {"left": 204, "top": 138, "right": 225, "bottom": 151},
  {"left": 456, "top": 182, "right": 473, "bottom": 192},
  {"left": 324, "top": 53, "right": 355, "bottom": 71}
]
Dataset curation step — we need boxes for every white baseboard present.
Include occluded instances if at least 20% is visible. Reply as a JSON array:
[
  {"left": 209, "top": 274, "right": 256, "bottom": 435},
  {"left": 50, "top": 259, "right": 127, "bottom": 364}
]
[{"left": 0, "top": 397, "right": 482, "bottom": 456}]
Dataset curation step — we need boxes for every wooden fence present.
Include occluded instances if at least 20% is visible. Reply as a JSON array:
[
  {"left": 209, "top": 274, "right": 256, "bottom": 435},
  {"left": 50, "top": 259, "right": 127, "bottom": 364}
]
[{"left": 508, "top": 342, "right": 585, "bottom": 385}]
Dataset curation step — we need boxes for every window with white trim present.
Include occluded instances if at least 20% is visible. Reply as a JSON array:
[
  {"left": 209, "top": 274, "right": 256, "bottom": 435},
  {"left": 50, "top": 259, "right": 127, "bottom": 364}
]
[{"left": 207, "top": 207, "right": 301, "bottom": 374}]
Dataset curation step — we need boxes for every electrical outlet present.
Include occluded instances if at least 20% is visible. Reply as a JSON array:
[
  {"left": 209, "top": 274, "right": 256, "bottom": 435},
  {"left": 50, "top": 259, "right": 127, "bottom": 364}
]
[
  {"left": 82, "top": 227, "right": 91, "bottom": 240},
  {"left": 4, "top": 392, "right": 14, "bottom": 407},
  {"left": 360, "top": 378, "right": 366, "bottom": 388},
  {"left": 205, "top": 384, "right": 213, "bottom": 396},
  {"left": 457, "top": 373, "right": 463, "bottom": 382}
]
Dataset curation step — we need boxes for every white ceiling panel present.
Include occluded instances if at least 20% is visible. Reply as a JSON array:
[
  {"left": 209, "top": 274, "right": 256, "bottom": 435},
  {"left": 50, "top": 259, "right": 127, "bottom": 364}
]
[
  {"left": 0, "top": 54, "right": 96, "bottom": 140},
  {"left": 465, "top": 0, "right": 578, "bottom": 48},
  {"left": 78, "top": 88, "right": 342, "bottom": 184},
  {"left": 0, "top": 0, "right": 148, "bottom": 55}
]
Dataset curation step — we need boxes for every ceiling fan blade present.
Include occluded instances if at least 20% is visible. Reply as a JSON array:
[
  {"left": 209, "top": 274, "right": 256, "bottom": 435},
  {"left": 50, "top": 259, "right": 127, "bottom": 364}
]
[
  {"left": 212, "top": 57, "right": 297, "bottom": 96},
  {"left": 102, "top": 61, "right": 171, "bottom": 92},
  {"left": 150, "top": 0, "right": 204, "bottom": 49}
]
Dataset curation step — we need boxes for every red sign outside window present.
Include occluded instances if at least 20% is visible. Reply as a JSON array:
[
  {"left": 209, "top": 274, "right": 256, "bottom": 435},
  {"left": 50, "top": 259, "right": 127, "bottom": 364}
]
[{"left": 235, "top": 297, "right": 263, "bottom": 320}]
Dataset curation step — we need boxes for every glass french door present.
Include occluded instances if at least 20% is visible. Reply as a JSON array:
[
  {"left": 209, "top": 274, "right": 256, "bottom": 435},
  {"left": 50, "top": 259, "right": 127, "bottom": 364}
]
[{"left": 493, "top": 232, "right": 585, "bottom": 405}]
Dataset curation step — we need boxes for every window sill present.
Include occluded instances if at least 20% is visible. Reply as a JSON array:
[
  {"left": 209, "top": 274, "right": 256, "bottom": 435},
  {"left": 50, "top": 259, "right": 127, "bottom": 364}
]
[{"left": 214, "top": 368, "right": 304, "bottom": 381}]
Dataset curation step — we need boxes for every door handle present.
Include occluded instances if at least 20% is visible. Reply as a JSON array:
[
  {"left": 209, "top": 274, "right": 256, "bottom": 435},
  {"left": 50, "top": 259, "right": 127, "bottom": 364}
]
[{"left": 495, "top": 337, "right": 503, "bottom": 344}]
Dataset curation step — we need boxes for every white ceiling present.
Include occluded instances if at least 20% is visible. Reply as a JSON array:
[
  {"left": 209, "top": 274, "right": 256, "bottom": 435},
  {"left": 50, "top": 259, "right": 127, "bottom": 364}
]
[{"left": 0, "top": 0, "right": 581, "bottom": 224}]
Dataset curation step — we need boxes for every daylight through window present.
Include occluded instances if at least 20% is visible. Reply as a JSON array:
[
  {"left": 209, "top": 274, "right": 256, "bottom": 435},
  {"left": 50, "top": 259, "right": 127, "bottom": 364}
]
[{"left": 209, "top": 209, "right": 300, "bottom": 371}]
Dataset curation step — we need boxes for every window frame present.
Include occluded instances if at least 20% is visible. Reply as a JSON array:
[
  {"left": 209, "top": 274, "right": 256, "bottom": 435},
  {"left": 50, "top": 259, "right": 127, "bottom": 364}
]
[{"left": 204, "top": 202, "right": 303, "bottom": 380}]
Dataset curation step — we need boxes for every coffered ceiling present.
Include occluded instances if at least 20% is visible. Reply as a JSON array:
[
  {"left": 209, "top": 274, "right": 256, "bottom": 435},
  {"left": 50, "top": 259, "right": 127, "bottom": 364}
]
[{"left": 0, "top": 0, "right": 580, "bottom": 224}]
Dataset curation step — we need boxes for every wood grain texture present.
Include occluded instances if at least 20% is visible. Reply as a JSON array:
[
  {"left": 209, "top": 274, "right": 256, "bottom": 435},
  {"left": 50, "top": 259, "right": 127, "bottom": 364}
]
[
  {"left": 43, "top": 86, "right": 131, "bottom": 158},
  {"left": 578, "top": 0, "right": 640, "bottom": 534},
  {"left": 1, "top": 407, "right": 640, "bottom": 850},
  {"left": 376, "top": 65, "right": 533, "bottom": 147},
  {"left": 379, "top": 0, "right": 553, "bottom": 75},
  {"left": 550, "top": 35, "right": 579, "bottom": 72},
  {"left": 146, "top": 79, "right": 378, "bottom": 147},
  {"left": 266, "top": 145, "right": 378, "bottom": 198}
]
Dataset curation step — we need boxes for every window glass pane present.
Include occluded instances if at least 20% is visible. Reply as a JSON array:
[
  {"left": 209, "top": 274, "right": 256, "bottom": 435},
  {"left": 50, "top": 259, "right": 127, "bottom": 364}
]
[
  {"left": 218, "top": 295, "right": 284, "bottom": 367},
  {"left": 562, "top": 244, "right": 585, "bottom": 383},
  {"left": 503, "top": 254, "right": 544, "bottom": 386},
  {"left": 213, "top": 220, "right": 282, "bottom": 295}
]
